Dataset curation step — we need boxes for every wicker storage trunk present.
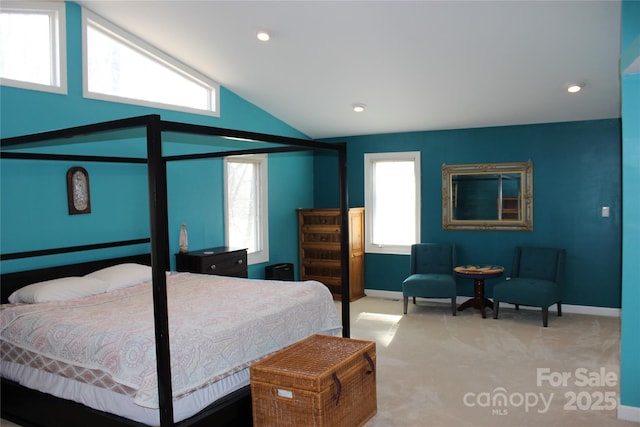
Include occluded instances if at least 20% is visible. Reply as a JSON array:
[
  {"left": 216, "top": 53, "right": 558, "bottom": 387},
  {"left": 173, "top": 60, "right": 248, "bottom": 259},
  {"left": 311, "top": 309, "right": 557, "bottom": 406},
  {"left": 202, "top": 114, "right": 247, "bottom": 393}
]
[{"left": 250, "top": 334, "right": 377, "bottom": 427}]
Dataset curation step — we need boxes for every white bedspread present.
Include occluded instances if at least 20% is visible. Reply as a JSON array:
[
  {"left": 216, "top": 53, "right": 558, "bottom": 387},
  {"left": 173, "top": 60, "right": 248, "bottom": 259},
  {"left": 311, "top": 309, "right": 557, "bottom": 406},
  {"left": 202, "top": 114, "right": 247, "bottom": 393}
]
[{"left": 0, "top": 273, "right": 341, "bottom": 408}]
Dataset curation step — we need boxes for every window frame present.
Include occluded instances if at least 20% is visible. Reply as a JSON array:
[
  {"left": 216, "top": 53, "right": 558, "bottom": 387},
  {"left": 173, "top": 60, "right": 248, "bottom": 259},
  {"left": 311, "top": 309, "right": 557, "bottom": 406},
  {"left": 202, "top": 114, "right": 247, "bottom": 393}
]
[
  {"left": 82, "top": 8, "right": 219, "bottom": 116},
  {"left": 364, "top": 151, "right": 421, "bottom": 255},
  {"left": 0, "top": 1, "right": 67, "bottom": 94},
  {"left": 224, "top": 154, "right": 269, "bottom": 265}
]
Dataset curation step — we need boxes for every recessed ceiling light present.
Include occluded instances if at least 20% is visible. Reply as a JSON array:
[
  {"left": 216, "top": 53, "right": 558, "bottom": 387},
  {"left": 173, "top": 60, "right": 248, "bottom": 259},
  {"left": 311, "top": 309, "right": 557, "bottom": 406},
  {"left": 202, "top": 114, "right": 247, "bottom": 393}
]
[
  {"left": 256, "top": 31, "right": 270, "bottom": 42},
  {"left": 567, "top": 83, "right": 584, "bottom": 94},
  {"left": 353, "top": 103, "right": 366, "bottom": 113}
]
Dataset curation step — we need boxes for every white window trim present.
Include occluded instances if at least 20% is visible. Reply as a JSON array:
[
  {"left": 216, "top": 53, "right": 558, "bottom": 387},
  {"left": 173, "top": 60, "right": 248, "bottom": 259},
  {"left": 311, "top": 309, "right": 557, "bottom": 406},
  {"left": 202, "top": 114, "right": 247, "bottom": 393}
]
[
  {"left": 224, "top": 154, "right": 269, "bottom": 265},
  {"left": 364, "top": 151, "right": 421, "bottom": 255},
  {"left": 0, "top": 1, "right": 67, "bottom": 94},
  {"left": 81, "top": 8, "right": 219, "bottom": 116}
]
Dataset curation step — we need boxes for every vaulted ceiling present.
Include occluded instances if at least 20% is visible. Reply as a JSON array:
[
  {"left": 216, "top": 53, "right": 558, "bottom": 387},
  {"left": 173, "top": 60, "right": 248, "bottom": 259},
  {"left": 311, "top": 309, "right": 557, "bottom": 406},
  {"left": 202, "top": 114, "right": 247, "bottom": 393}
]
[{"left": 76, "top": 1, "right": 622, "bottom": 139}]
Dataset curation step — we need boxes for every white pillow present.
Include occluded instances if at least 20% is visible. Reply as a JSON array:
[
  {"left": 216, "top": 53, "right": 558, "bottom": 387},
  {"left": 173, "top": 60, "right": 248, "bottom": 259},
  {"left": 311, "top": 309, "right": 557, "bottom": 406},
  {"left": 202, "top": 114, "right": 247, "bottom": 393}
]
[
  {"left": 85, "top": 263, "right": 152, "bottom": 291},
  {"left": 8, "top": 277, "right": 108, "bottom": 304}
]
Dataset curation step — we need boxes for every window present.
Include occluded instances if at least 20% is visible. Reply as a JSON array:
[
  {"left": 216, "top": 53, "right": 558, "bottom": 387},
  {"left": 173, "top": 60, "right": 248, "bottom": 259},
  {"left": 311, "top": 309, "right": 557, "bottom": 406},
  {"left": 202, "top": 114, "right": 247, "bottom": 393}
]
[
  {"left": 364, "top": 152, "right": 421, "bottom": 255},
  {"left": 225, "top": 154, "right": 269, "bottom": 264},
  {"left": 82, "top": 9, "right": 219, "bottom": 116},
  {"left": 0, "top": 1, "right": 66, "bottom": 93}
]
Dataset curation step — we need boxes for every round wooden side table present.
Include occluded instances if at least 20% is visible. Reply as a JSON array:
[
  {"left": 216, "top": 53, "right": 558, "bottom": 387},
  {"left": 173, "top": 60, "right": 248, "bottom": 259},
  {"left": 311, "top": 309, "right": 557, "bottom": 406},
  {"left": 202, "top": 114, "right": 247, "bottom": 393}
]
[{"left": 454, "top": 265, "right": 504, "bottom": 318}]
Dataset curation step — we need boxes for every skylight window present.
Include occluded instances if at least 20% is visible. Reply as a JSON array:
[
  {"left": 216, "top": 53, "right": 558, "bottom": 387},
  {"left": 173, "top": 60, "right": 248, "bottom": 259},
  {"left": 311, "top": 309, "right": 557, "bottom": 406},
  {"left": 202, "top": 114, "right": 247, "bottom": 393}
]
[
  {"left": 0, "top": 1, "right": 67, "bottom": 94},
  {"left": 83, "top": 9, "right": 219, "bottom": 116}
]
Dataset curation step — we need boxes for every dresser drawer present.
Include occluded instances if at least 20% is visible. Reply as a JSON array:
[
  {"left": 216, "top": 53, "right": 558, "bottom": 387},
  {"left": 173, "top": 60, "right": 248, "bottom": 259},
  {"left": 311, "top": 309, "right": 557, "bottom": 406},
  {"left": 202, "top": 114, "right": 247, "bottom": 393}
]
[
  {"left": 300, "top": 225, "right": 341, "bottom": 244},
  {"left": 300, "top": 245, "right": 341, "bottom": 261},
  {"left": 199, "top": 251, "right": 247, "bottom": 276},
  {"left": 299, "top": 212, "right": 341, "bottom": 226},
  {"left": 176, "top": 247, "right": 248, "bottom": 278}
]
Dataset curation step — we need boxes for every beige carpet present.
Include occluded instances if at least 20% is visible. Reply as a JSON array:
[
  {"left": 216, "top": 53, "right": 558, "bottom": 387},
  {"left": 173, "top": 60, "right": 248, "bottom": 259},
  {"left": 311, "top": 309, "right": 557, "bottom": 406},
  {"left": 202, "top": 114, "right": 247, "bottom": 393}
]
[{"left": 344, "top": 296, "right": 636, "bottom": 427}]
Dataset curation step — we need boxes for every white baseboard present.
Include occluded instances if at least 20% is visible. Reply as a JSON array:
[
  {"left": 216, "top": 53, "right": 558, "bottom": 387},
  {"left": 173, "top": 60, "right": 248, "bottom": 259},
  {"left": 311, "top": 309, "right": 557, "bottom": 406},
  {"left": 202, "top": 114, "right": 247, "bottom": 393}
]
[
  {"left": 619, "top": 404, "right": 640, "bottom": 423},
  {"left": 364, "top": 289, "right": 621, "bottom": 317}
]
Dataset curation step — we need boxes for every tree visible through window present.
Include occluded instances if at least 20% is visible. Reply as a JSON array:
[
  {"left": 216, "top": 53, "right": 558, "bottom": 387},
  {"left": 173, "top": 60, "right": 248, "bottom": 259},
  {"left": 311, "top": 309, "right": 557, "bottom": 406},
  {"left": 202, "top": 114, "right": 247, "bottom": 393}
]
[{"left": 225, "top": 155, "right": 269, "bottom": 264}]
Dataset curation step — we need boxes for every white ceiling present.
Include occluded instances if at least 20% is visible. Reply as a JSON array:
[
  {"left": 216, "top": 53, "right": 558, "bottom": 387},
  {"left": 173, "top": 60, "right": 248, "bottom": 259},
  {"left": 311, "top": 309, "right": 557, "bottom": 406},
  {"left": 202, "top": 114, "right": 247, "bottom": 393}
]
[{"left": 76, "top": 0, "right": 622, "bottom": 139}]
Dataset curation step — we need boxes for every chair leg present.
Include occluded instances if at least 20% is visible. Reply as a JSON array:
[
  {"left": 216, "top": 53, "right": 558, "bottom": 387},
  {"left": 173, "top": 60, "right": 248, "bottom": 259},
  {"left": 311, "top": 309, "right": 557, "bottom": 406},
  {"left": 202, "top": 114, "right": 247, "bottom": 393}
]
[
  {"left": 451, "top": 297, "right": 456, "bottom": 316},
  {"left": 413, "top": 296, "right": 416, "bottom": 305},
  {"left": 542, "top": 307, "right": 549, "bottom": 327},
  {"left": 515, "top": 304, "right": 520, "bottom": 310},
  {"left": 557, "top": 302, "right": 562, "bottom": 317},
  {"left": 403, "top": 296, "right": 408, "bottom": 314},
  {"left": 494, "top": 301, "right": 500, "bottom": 319}
]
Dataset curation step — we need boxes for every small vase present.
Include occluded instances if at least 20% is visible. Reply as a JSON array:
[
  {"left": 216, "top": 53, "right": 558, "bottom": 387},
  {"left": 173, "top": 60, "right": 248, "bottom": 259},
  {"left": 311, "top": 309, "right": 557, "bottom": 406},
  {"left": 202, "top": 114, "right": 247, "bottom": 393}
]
[{"left": 179, "top": 223, "right": 188, "bottom": 253}]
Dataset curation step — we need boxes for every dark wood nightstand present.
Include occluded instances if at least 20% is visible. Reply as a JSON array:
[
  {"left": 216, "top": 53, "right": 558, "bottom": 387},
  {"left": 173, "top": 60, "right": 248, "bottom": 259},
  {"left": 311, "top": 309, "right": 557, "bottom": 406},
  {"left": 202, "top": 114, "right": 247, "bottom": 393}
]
[{"left": 175, "top": 246, "right": 248, "bottom": 278}]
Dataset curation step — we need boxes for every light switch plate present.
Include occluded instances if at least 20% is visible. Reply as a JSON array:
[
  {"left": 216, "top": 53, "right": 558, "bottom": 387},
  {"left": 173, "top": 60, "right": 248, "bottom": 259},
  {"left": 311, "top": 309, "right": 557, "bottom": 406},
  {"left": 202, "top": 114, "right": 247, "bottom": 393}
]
[{"left": 602, "top": 206, "right": 610, "bottom": 217}]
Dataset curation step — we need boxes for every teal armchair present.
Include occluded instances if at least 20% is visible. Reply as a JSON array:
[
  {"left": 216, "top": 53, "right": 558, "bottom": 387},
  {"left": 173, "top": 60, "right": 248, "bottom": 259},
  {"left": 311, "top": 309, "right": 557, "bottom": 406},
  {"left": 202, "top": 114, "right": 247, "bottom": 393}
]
[
  {"left": 402, "top": 243, "right": 457, "bottom": 315},
  {"left": 493, "top": 246, "right": 566, "bottom": 327}
]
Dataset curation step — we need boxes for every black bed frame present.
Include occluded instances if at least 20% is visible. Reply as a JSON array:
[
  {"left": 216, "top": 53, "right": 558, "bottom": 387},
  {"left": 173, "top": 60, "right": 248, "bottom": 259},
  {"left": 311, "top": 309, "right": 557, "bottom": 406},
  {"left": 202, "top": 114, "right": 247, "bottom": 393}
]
[
  {"left": 1, "top": 253, "right": 251, "bottom": 427},
  {"left": 0, "top": 115, "right": 350, "bottom": 427}
]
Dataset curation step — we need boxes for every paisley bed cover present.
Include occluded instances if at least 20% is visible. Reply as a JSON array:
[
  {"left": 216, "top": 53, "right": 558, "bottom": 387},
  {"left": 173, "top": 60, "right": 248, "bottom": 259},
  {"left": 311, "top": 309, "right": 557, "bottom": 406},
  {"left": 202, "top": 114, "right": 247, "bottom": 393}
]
[{"left": 0, "top": 272, "right": 342, "bottom": 409}]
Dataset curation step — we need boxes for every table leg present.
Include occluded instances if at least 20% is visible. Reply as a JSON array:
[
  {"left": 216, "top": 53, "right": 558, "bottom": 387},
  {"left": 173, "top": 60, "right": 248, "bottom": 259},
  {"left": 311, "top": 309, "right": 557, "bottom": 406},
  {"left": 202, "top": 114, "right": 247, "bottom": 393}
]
[{"left": 457, "top": 278, "right": 494, "bottom": 318}]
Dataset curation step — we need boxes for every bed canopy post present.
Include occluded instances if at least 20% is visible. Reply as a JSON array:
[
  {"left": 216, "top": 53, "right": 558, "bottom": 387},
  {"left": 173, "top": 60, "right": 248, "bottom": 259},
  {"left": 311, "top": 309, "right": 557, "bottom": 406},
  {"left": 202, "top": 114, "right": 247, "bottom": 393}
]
[
  {"left": 145, "top": 116, "right": 174, "bottom": 426},
  {"left": 0, "top": 115, "right": 351, "bottom": 426},
  {"left": 338, "top": 143, "right": 351, "bottom": 339}
]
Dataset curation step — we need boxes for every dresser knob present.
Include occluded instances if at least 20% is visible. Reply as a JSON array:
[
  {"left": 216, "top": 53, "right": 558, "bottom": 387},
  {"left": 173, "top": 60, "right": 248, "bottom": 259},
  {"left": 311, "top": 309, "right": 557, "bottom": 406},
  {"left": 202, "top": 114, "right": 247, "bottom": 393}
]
[
  {"left": 210, "top": 265, "right": 216, "bottom": 270},
  {"left": 237, "top": 259, "right": 243, "bottom": 265}
]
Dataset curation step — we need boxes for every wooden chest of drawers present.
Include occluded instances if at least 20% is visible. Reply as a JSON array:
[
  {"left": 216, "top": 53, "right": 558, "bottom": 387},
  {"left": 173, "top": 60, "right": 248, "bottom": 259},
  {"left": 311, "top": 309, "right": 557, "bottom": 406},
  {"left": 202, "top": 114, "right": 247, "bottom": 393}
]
[
  {"left": 175, "top": 246, "right": 248, "bottom": 278},
  {"left": 298, "top": 208, "right": 365, "bottom": 301}
]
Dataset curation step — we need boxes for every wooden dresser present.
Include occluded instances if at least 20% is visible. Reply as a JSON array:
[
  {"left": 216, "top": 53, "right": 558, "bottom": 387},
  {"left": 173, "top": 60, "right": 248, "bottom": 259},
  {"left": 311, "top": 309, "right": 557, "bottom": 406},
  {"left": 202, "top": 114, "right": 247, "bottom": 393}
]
[
  {"left": 298, "top": 208, "right": 365, "bottom": 301},
  {"left": 175, "top": 246, "right": 248, "bottom": 278}
]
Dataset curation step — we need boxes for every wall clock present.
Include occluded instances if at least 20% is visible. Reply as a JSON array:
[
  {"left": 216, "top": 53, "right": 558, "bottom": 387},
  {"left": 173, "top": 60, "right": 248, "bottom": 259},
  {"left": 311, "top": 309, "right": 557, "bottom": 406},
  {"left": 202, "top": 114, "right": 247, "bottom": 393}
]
[{"left": 66, "top": 166, "right": 91, "bottom": 214}]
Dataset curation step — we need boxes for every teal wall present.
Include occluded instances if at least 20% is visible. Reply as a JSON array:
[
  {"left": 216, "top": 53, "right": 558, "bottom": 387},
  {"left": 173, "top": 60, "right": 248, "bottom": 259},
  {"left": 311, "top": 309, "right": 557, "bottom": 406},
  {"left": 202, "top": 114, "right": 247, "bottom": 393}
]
[
  {"left": 619, "top": 0, "right": 640, "bottom": 415},
  {"left": 317, "top": 119, "right": 622, "bottom": 308},
  {"left": 0, "top": 2, "right": 315, "bottom": 277}
]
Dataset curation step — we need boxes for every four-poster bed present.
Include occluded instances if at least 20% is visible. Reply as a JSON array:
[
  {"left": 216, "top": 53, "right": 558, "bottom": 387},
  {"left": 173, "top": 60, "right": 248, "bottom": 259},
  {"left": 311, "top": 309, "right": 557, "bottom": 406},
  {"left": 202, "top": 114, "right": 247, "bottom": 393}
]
[{"left": 0, "top": 115, "right": 352, "bottom": 427}]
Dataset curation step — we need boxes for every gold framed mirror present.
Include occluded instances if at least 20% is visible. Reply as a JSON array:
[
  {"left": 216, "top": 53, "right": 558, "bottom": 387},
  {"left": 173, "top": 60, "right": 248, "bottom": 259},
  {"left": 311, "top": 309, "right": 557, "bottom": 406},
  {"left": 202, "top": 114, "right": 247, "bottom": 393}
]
[{"left": 442, "top": 162, "right": 533, "bottom": 231}]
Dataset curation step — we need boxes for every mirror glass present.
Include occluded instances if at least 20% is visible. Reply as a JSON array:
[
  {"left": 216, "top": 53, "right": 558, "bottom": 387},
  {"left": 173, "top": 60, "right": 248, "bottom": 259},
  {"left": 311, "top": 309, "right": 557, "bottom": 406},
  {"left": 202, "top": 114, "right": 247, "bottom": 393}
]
[{"left": 442, "top": 162, "right": 533, "bottom": 231}]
